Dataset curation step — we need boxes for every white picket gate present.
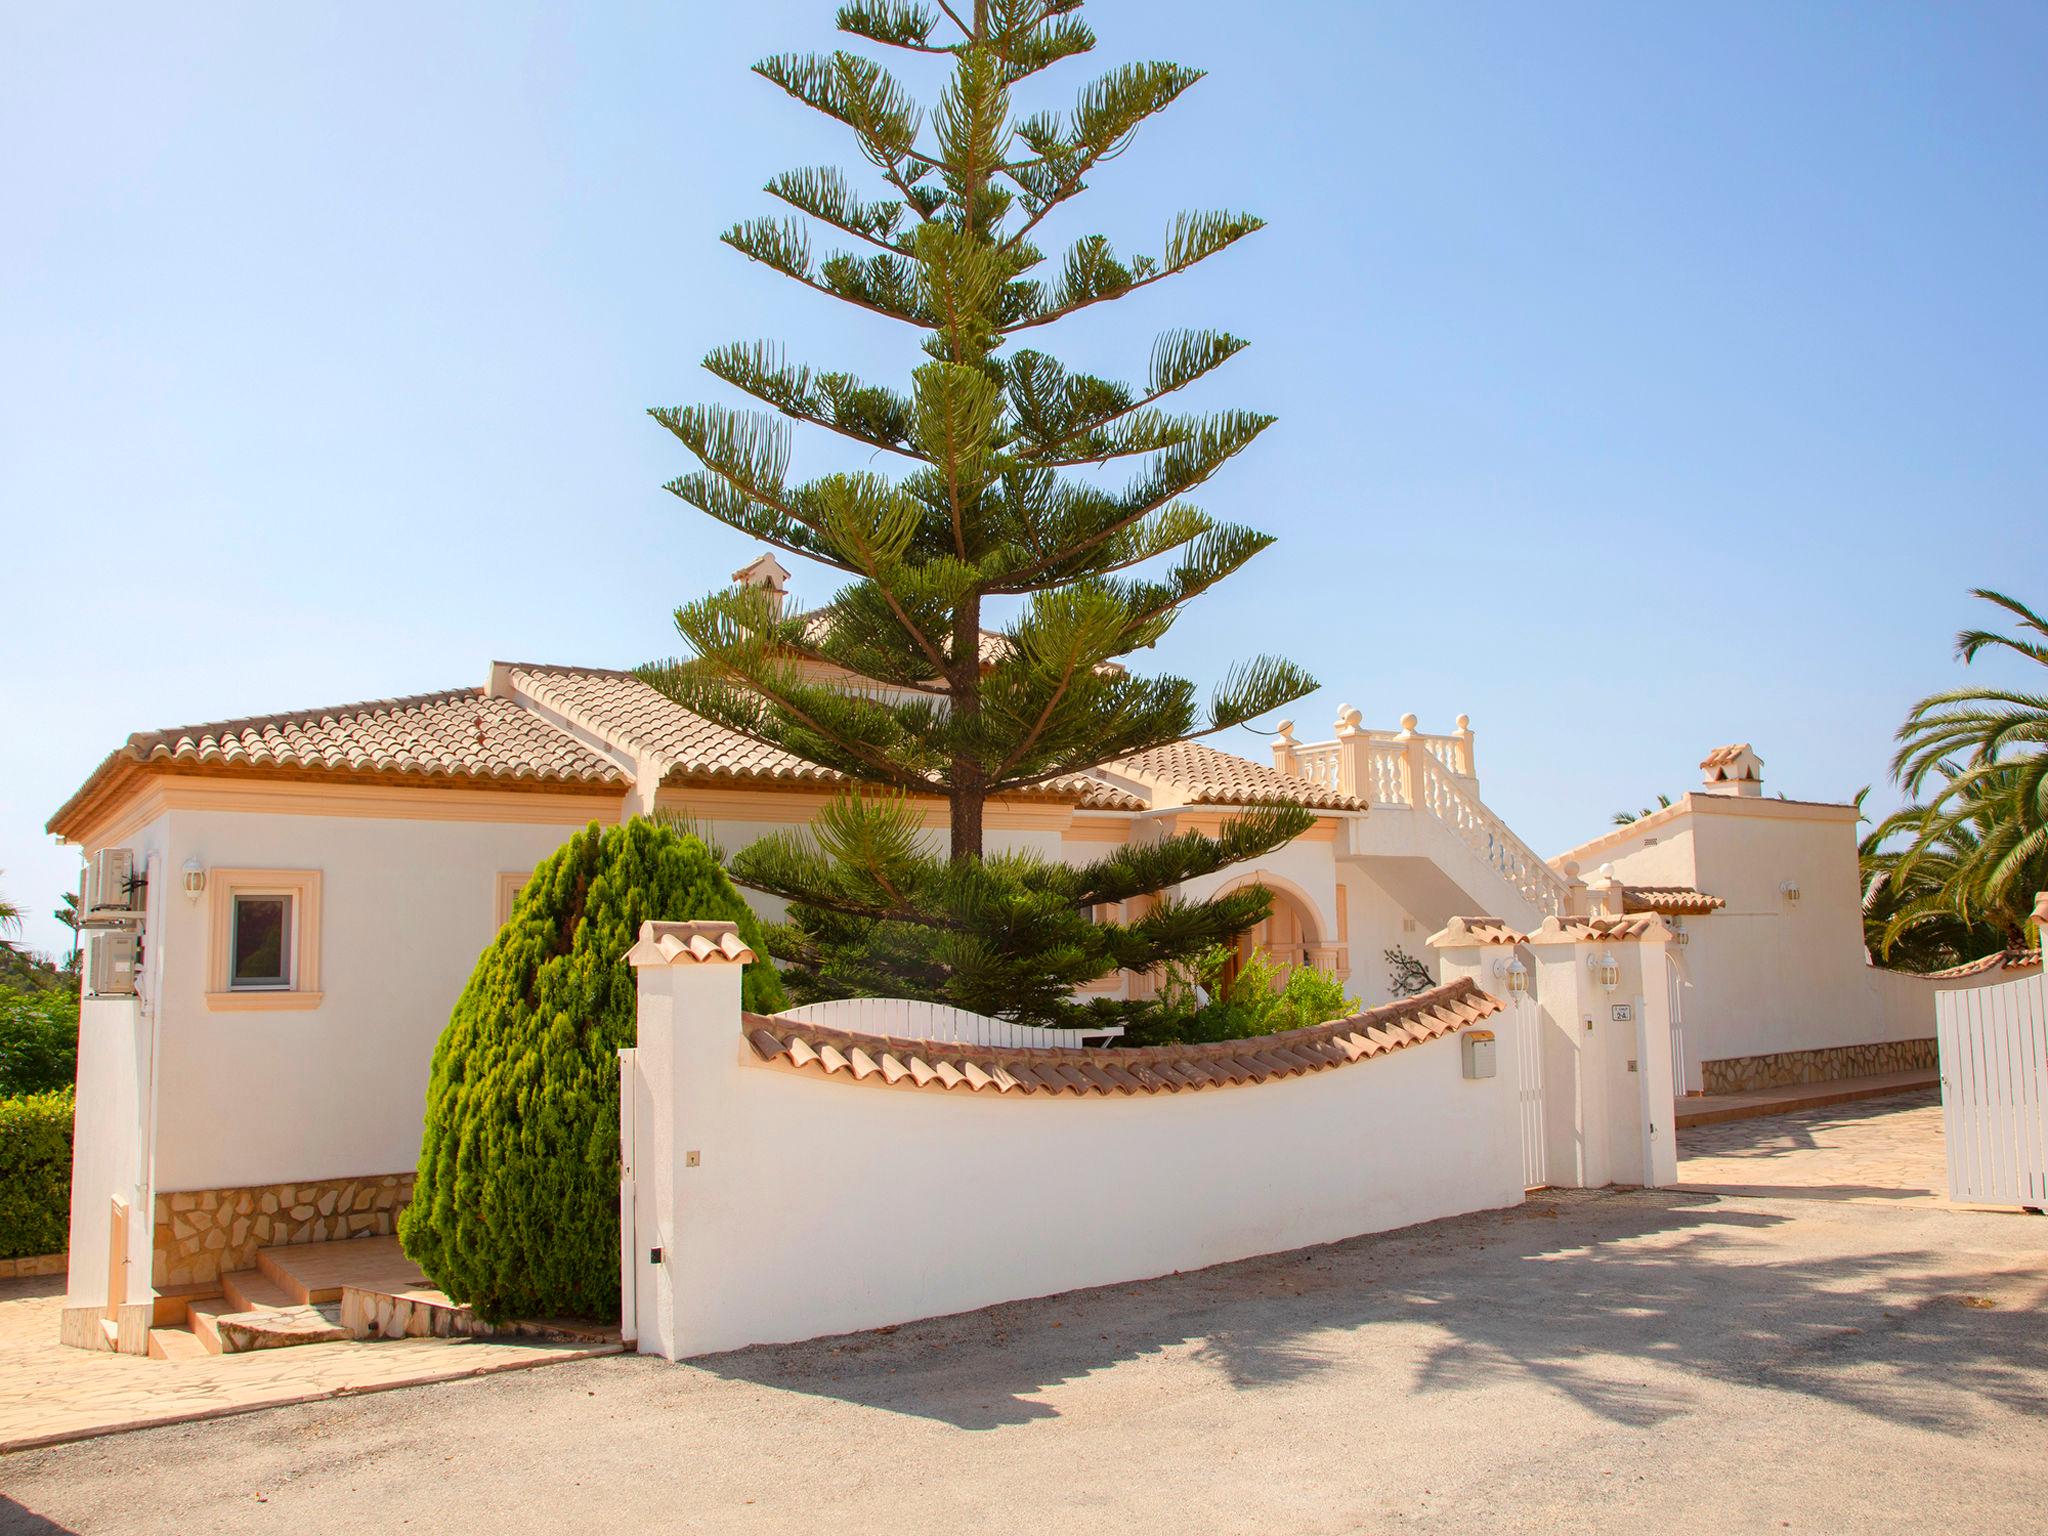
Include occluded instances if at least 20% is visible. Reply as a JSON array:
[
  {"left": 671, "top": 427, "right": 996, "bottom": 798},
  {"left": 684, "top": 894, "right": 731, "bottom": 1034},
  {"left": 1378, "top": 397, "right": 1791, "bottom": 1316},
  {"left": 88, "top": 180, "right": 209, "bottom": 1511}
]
[
  {"left": 773, "top": 997, "right": 1123, "bottom": 1048},
  {"left": 1935, "top": 967, "right": 2048, "bottom": 1208},
  {"left": 1510, "top": 992, "right": 1546, "bottom": 1189}
]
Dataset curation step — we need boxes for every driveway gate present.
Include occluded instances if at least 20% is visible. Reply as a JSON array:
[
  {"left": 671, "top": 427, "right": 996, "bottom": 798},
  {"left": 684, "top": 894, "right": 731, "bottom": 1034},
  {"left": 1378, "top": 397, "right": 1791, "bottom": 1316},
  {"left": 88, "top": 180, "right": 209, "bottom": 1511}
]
[{"left": 1935, "top": 966, "right": 2048, "bottom": 1207}]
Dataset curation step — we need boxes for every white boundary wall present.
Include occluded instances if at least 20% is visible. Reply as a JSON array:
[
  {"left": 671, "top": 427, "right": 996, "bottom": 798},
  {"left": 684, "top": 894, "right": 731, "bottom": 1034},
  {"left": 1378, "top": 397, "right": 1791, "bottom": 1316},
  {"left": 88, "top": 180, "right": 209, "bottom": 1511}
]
[{"left": 624, "top": 932, "right": 1524, "bottom": 1360}]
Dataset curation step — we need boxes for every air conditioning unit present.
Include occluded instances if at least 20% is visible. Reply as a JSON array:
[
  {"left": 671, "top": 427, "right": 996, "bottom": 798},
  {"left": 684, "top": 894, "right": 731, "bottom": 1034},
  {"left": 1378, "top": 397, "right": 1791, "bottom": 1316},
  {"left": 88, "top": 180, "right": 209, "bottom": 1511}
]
[
  {"left": 90, "top": 929, "right": 140, "bottom": 997},
  {"left": 86, "top": 848, "right": 142, "bottom": 922}
]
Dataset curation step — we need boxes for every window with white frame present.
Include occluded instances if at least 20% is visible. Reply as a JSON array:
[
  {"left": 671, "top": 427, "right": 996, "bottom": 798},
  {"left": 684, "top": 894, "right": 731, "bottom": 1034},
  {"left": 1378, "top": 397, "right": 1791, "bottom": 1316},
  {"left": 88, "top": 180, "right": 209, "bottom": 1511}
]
[
  {"left": 206, "top": 869, "right": 322, "bottom": 1009},
  {"left": 229, "top": 893, "right": 294, "bottom": 989}
]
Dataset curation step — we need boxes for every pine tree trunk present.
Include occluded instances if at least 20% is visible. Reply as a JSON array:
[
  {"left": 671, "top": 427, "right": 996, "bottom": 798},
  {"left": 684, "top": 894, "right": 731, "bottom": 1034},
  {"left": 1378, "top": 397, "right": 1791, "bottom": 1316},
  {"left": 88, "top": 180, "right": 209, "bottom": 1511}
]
[{"left": 950, "top": 588, "right": 985, "bottom": 862}]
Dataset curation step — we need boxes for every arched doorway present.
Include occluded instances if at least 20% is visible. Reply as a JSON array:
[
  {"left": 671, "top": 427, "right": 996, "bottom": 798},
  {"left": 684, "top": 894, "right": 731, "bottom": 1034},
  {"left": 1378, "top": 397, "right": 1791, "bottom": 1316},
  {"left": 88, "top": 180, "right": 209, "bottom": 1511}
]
[{"left": 1218, "top": 878, "right": 1322, "bottom": 992}]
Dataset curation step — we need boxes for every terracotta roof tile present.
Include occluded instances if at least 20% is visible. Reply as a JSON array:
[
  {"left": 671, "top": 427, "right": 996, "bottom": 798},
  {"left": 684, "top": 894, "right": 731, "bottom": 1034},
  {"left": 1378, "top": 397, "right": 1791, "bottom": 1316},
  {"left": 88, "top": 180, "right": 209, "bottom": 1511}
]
[
  {"left": 1109, "top": 740, "right": 1364, "bottom": 812},
  {"left": 117, "top": 689, "right": 624, "bottom": 785},
  {"left": 1529, "top": 913, "right": 1673, "bottom": 944},
  {"left": 512, "top": 664, "right": 1144, "bottom": 808},
  {"left": 740, "top": 977, "right": 1500, "bottom": 1097},
  {"left": 1621, "top": 885, "right": 1726, "bottom": 916},
  {"left": 1922, "top": 947, "right": 2043, "bottom": 980},
  {"left": 1428, "top": 915, "right": 1526, "bottom": 948},
  {"left": 47, "top": 689, "right": 626, "bottom": 834},
  {"left": 624, "top": 920, "right": 758, "bottom": 967}
]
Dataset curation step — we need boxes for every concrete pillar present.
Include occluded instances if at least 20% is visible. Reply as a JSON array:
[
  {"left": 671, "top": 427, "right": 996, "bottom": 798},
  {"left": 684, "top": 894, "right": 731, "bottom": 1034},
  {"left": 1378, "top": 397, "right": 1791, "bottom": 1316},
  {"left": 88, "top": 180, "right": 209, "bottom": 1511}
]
[{"left": 623, "top": 919, "right": 754, "bottom": 1361}]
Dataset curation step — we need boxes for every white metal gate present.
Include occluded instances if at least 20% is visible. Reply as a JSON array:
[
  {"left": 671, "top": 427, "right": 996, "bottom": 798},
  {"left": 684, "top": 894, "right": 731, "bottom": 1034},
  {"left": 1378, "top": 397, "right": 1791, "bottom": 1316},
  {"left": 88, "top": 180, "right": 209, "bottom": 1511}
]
[
  {"left": 1511, "top": 992, "right": 1547, "bottom": 1188},
  {"left": 1666, "top": 957, "right": 1689, "bottom": 1098},
  {"left": 1936, "top": 968, "right": 2048, "bottom": 1207}
]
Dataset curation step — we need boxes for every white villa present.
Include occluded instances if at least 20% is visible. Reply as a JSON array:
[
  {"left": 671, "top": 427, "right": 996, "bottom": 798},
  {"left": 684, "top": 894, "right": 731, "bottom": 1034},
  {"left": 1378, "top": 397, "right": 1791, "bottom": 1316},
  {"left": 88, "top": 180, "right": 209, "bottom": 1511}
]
[{"left": 47, "top": 556, "right": 1950, "bottom": 1355}]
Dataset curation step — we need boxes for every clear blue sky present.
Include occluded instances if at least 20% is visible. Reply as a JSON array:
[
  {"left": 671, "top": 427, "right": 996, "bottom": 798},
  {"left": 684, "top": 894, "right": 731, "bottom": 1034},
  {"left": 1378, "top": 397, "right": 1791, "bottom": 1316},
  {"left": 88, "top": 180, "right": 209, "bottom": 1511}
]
[{"left": 4, "top": 2, "right": 2044, "bottom": 957}]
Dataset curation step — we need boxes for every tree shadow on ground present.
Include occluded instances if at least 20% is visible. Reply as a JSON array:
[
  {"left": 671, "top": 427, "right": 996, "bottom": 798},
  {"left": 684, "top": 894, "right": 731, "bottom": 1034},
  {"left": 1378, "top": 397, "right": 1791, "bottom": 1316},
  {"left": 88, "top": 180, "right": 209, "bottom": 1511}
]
[
  {"left": 692, "top": 1189, "right": 2048, "bottom": 1434},
  {"left": 1677, "top": 1089, "right": 1941, "bottom": 1163},
  {"left": 0, "top": 1496, "right": 77, "bottom": 1534}
]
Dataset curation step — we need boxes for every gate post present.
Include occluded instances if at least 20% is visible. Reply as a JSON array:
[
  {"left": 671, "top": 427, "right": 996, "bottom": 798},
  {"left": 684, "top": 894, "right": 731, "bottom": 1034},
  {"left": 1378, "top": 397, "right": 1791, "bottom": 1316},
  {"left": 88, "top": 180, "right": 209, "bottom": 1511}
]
[
  {"left": 623, "top": 920, "right": 755, "bottom": 1361},
  {"left": 1525, "top": 915, "right": 1678, "bottom": 1190}
]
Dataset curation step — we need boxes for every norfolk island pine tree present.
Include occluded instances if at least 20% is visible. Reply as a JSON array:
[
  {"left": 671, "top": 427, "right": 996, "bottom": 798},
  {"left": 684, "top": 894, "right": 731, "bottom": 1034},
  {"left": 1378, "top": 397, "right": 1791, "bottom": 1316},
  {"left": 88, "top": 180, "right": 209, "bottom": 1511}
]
[{"left": 639, "top": 0, "right": 1323, "bottom": 1030}]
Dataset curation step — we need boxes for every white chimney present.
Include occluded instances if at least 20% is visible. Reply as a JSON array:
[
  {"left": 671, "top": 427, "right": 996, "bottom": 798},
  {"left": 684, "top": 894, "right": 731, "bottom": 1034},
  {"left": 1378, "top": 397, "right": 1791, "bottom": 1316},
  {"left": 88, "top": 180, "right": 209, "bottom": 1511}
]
[
  {"left": 731, "top": 552, "right": 792, "bottom": 620},
  {"left": 1698, "top": 743, "right": 1764, "bottom": 798}
]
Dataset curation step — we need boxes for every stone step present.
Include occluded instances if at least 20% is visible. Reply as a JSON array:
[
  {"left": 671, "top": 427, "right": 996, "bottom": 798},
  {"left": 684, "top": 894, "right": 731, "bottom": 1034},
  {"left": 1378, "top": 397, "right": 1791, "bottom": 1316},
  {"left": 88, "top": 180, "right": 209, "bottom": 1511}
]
[
  {"left": 259, "top": 1236, "right": 428, "bottom": 1306},
  {"left": 254, "top": 1247, "right": 314, "bottom": 1304},
  {"left": 185, "top": 1298, "right": 232, "bottom": 1354},
  {"left": 153, "top": 1282, "right": 221, "bottom": 1327},
  {"left": 213, "top": 1303, "right": 349, "bottom": 1353},
  {"left": 221, "top": 1267, "right": 296, "bottom": 1313},
  {"left": 146, "top": 1325, "right": 210, "bottom": 1363}
]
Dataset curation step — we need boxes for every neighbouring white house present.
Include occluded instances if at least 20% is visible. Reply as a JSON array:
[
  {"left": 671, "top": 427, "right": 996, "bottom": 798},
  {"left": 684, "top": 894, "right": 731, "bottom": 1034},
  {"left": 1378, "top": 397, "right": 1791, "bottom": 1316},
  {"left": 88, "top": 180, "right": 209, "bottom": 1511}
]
[{"left": 44, "top": 555, "right": 1952, "bottom": 1353}]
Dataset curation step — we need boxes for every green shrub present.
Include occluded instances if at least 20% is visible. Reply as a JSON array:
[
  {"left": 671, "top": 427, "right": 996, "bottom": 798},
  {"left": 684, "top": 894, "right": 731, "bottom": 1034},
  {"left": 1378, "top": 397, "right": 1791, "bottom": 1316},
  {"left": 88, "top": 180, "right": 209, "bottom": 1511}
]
[
  {"left": 0, "top": 983, "right": 80, "bottom": 1096},
  {"left": 1132, "top": 945, "right": 1359, "bottom": 1045},
  {"left": 0, "top": 1088, "right": 74, "bottom": 1260},
  {"left": 400, "top": 818, "right": 785, "bottom": 1321}
]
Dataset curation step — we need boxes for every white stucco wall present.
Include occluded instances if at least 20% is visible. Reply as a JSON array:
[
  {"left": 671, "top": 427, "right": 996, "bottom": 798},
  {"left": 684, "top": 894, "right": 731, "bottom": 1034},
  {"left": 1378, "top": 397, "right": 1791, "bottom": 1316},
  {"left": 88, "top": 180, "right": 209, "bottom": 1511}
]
[
  {"left": 628, "top": 957, "right": 1524, "bottom": 1360},
  {"left": 1585, "top": 798, "right": 1931, "bottom": 1067},
  {"left": 64, "top": 997, "right": 152, "bottom": 1307},
  {"left": 145, "top": 809, "right": 596, "bottom": 1192},
  {"left": 64, "top": 814, "right": 170, "bottom": 1309},
  {"left": 1340, "top": 865, "right": 1436, "bottom": 1006}
]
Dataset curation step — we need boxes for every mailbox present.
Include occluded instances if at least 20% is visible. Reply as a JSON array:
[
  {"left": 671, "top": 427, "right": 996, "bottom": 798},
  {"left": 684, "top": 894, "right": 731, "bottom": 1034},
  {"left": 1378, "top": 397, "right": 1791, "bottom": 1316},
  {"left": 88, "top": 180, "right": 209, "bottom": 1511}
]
[{"left": 1461, "top": 1029, "right": 1497, "bottom": 1080}]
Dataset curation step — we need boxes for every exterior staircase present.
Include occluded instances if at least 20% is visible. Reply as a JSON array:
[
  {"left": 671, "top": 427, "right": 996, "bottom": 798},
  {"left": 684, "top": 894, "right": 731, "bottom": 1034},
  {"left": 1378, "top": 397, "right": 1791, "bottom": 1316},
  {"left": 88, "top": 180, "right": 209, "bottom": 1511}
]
[
  {"left": 143, "top": 1236, "right": 612, "bottom": 1361},
  {"left": 1277, "top": 709, "right": 1575, "bottom": 934},
  {"left": 145, "top": 1237, "right": 427, "bottom": 1359}
]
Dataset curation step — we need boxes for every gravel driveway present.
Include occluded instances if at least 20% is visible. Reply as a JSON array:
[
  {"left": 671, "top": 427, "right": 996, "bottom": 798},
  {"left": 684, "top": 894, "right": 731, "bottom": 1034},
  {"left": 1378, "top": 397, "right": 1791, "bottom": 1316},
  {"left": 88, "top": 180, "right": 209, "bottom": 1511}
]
[{"left": 5, "top": 1161, "right": 2044, "bottom": 1534}]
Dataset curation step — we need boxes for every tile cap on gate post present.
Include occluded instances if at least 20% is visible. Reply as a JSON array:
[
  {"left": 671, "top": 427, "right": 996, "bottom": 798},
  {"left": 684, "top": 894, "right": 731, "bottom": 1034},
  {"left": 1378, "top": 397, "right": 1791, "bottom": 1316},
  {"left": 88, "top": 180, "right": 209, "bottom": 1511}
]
[
  {"left": 1526, "top": 913, "right": 1674, "bottom": 946},
  {"left": 625, "top": 919, "right": 757, "bottom": 968}
]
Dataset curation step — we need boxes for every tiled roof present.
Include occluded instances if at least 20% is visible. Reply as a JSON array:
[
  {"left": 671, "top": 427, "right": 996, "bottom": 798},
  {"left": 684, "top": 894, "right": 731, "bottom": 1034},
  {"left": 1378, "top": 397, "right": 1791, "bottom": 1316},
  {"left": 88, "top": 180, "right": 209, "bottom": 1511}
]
[
  {"left": 1700, "top": 743, "right": 1753, "bottom": 770},
  {"left": 1110, "top": 740, "right": 1365, "bottom": 812},
  {"left": 1072, "top": 778, "right": 1148, "bottom": 812},
  {"left": 511, "top": 665, "right": 836, "bottom": 786},
  {"left": 48, "top": 689, "right": 625, "bottom": 835},
  {"left": 1530, "top": 913, "right": 1672, "bottom": 944},
  {"left": 511, "top": 664, "right": 1146, "bottom": 809},
  {"left": 742, "top": 978, "right": 1500, "bottom": 1097},
  {"left": 1428, "top": 915, "right": 1526, "bottom": 947},
  {"left": 1621, "top": 885, "right": 1726, "bottom": 916},
  {"left": 110, "top": 690, "right": 622, "bottom": 785},
  {"left": 1922, "top": 948, "right": 2043, "bottom": 980}
]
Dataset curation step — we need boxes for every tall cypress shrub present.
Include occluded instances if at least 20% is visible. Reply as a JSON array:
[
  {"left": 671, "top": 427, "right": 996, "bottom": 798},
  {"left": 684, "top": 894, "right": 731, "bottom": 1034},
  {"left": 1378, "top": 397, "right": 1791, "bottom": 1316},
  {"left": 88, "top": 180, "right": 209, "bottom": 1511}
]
[{"left": 400, "top": 819, "right": 784, "bottom": 1321}]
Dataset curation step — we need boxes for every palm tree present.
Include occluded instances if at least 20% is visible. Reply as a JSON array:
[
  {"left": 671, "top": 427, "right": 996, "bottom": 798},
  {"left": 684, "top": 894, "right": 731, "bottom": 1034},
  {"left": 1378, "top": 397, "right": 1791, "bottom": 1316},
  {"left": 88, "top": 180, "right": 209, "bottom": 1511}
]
[
  {"left": 0, "top": 874, "right": 22, "bottom": 953},
  {"left": 1862, "top": 766, "right": 2037, "bottom": 968},
  {"left": 1612, "top": 793, "right": 1673, "bottom": 827},
  {"left": 1879, "top": 589, "right": 2048, "bottom": 958}
]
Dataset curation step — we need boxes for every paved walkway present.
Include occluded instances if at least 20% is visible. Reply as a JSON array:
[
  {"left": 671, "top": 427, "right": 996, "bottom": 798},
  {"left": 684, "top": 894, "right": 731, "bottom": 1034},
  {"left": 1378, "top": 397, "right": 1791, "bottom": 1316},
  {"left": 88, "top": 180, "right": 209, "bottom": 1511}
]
[
  {"left": 5, "top": 1184, "right": 2044, "bottom": 1535},
  {"left": 1677, "top": 1086, "right": 1948, "bottom": 1204},
  {"left": 0, "top": 1276, "right": 617, "bottom": 1453},
  {"left": 1674, "top": 1069, "right": 1940, "bottom": 1128}
]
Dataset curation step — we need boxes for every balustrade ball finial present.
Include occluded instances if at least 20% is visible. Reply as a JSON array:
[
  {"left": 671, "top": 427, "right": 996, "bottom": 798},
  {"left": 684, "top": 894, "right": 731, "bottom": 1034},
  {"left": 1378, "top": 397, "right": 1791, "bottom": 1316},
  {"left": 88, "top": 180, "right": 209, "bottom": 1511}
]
[
  {"left": 1275, "top": 719, "right": 1295, "bottom": 741},
  {"left": 1399, "top": 712, "right": 1419, "bottom": 734},
  {"left": 1455, "top": 714, "right": 1471, "bottom": 733},
  {"left": 1563, "top": 860, "right": 1581, "bottom": 879},
  {"left": 1335, "top": 704, "right": 1362, "bottom": 733}
]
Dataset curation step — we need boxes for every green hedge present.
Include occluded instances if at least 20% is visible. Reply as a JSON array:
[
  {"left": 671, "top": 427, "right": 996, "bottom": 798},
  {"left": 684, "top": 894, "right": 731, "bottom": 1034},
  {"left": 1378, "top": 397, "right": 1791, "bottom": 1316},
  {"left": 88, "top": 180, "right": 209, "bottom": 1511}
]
[
  {"left": 400, "top": 819, "right": 785, "bottom": 1321},
  {"left": 0, "top": 1088, "right": 74, "bottom": 1260}
]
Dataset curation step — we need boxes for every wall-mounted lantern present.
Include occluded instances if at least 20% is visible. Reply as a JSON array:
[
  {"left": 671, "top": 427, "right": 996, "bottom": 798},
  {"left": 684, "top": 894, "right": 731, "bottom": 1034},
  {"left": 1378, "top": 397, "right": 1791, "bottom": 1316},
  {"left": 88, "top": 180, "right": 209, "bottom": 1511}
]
[
  {"left": 1780, "top": 880, "right": 1801, "bottom": 905},
  {"left": 1503, "top": 956, "right": 1529, "bottom": 995},
  {"left": 182, "top": 859, "right": 206, "bottom": 899},
  {"left": 1592, "top": 950, "right": 1621, "bottom": 993}
]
